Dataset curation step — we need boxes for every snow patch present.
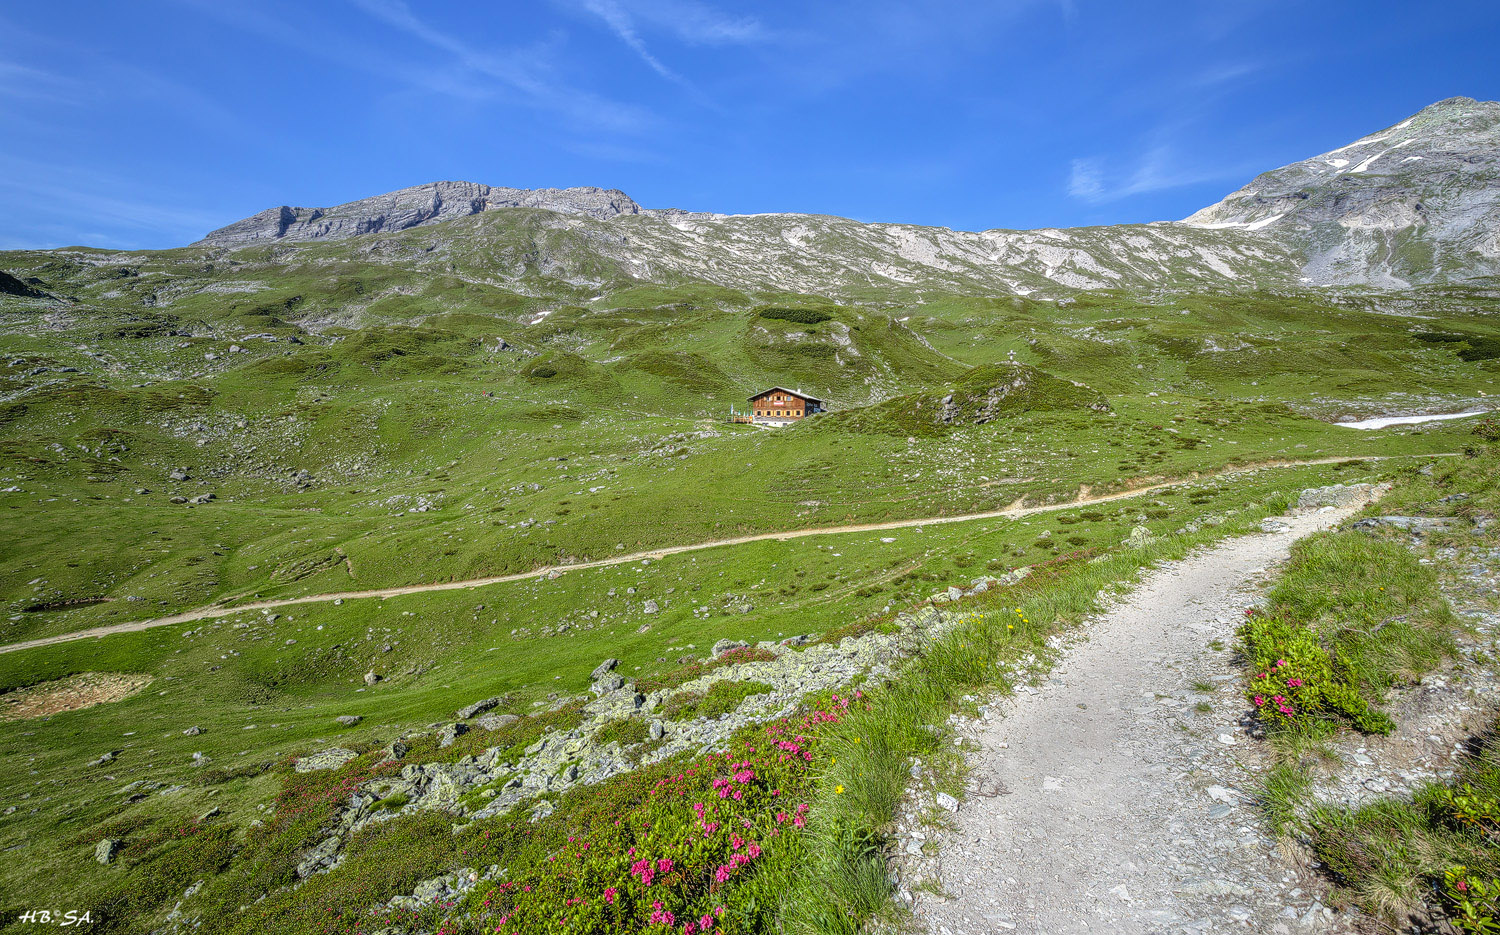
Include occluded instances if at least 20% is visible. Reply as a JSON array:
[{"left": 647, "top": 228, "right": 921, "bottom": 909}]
[{"left": 1336, "top": 409, "right": 1488, "bottom": 430}]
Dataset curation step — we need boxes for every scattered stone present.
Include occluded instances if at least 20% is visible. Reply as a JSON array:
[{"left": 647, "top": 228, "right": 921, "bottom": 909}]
[
  {"left": 642, "top": 600, "right": 660, "bottom": 615},
  {"left": 95, "top": 838, "right": 122, "bottom": 864},
  {"left": 363, "top": 671, "right": 381, "bottom": 686},
  {"left": 182, "top": 726, "right": 201, "bottom": 736},
  {"left": 335, "top": 715, "right": 362, "bottom": 727},
  {"left": 935, "top": 792, "right": 960, "bottom": 812}
]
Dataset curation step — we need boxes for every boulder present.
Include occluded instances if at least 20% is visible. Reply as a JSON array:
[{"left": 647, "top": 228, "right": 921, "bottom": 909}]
[
  {"left": 95, "top": 838, "right": 123, "bottom": 865},
  {"left": 456, "top": 697, "right": 502, "bottom": 720},
  {"left": 1297, "top": 483, "right": 1373, "bottom": 509},
  {"left": 1125, "top": 525, "right": 1155, "bottom": 548},
  {"left": 335, "top": 715, "right": 362, "bottom": 727},
  {"left": 363, "top": 671, "right": 381, "bottom": 686},
  {"left": 476, "top": 712, "right": 519, "bottom": 731},
  {"left": 642, "top": 600, "right": 660, "bottom": 615},
  {"left": 294, "top": 748, "right": 359, "bottom": 773},
  {"left": 438, "top": 723, "right": 469, "bottom": 748},
  {"left": 590, "top": 659, "right": 619, "bottom": 681},
  {"left": 381, "top": 741, "right": 409, "bottom": 762},
  {"left": 711, "top": 639, "right": 748, "bottom": 658}
]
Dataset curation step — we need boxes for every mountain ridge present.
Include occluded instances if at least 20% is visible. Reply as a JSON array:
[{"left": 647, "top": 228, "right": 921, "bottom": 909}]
[{"left": 106, "top": 97, "right": 1500, "bottom": 293}]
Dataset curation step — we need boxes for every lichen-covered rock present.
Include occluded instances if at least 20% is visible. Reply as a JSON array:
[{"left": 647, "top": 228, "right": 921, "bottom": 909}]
[{"left": 294, "top": 748, "right": 359, "bottom": 773}]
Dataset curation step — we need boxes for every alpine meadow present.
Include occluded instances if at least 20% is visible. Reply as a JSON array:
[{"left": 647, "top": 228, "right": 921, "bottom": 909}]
[{"left": 2, "top": 65, "right": 1500, "bottom": 935}]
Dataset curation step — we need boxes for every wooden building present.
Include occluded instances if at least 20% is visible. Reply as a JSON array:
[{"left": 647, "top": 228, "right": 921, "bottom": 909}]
[{"left": 748, "top": 387, "right": 824, "bottom": 426}]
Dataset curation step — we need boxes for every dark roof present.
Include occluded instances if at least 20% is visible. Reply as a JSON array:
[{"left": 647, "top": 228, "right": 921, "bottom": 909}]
[{"left": 748, "top": 386, "right": 823, "bottom": 404}]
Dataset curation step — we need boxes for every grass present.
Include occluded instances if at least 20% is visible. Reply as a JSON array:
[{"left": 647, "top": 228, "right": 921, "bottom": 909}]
[
  {"left": 1244, "top": 444, "right": 1500, "bottom": 931},
  {"left": 1, "top": 217, "right": 1497, "bottom": 931}
]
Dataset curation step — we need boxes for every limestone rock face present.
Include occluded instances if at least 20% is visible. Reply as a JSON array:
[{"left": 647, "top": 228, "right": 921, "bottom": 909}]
[
  {"left": 1181, "top": 97, "right": 1500, "bottom": 286},
  {"left": 196, "top": 181, "right": 646, "bottom": 246}
]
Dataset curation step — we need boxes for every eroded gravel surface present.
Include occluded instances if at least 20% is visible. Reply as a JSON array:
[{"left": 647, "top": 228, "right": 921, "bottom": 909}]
[{"left": 906, "top": 504, "right": 1369, "bottom": 935}]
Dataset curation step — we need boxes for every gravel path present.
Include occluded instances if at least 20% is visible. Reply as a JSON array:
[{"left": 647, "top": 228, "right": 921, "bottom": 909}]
[
  {"left": 906, "top": 501, "right": 1373, "bottom": 935},
  {"left": 0, "top": 457, "right": 1416, "bottom": 656}
]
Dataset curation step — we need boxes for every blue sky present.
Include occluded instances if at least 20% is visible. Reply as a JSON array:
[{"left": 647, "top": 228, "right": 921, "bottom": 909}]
[{"left": 2, "top": 0, "right": 1497, "bottom": 250}]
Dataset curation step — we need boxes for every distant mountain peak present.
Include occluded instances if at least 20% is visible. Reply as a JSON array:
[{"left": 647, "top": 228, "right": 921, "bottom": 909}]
[
  {"left": 1179, "top": 97, "right": 1500, "bottom": 287},
  {"left": 195, "top": 181, "right": 648, "bottom": 246}
]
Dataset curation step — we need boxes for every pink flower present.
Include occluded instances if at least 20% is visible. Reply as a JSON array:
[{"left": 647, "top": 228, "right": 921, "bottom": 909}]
[
  {"left": 657, "top": 857, "right": 674, "bottom": 874},
  {"left": 1254, "top": 695, "right": 1265, "bottom": 706},
  {"left": 604, "top": 888, "right": 617, "bottom": 904},
  {"left": 1286, "top": 678, "right": 1303, "bottom": 687}
]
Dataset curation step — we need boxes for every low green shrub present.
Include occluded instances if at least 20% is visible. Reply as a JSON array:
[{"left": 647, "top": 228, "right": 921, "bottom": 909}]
[
  {"left": 1240, "top": 609, "right": 1392, "bottom": 734},
  {"left": 758, "top": 307, "right": 833, "bottom": 324}
]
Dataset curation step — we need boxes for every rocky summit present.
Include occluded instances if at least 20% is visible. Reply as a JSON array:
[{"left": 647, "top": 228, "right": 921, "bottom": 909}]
[
  {"left": 191, "top": 97, "right": 1500, "bottom": 294},
  {"left": 1181, "top": 96, "right": 1500, "bottom": 287},
  {"left": 195, "top": 181, "right": 650, "bottom": 246}
]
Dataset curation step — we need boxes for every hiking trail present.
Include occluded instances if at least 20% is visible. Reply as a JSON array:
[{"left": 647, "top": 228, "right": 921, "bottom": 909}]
[{"left": 905, "top": 498, "right": 1373, "bottom": 935}]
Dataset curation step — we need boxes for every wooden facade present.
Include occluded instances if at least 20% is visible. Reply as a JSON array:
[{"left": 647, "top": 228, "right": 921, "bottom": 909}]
[{"left": 748, "top": 387, "right": 824, "bottom": 426}]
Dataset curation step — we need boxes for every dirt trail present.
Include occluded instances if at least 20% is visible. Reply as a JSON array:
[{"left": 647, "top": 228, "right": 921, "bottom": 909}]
[
  {"left": 908, "top": 500, "right": 1373, "bottom": 935},
  {"left": 0, "top": 456, "right": 1433, "bottom": 656}
]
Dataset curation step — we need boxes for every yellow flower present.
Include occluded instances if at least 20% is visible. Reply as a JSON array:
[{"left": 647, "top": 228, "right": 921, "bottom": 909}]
[
  {"left": 835, "top": 785, "right": 845, "bottom": 794},
  {"left": 853, "top": 737, "right": 861, "bottom": 743}
]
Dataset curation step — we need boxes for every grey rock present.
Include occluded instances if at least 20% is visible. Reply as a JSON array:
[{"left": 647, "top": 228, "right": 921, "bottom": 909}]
[
  {"left": 457, "top": 697, "right": 503, "bottom": 720},
  {"left": 590, "top": 659, "right": 619, "bottom": 681},
  {"left": 1182, "top": 97, "right": 1500, "bottom": 287},
  {"left": 182, "top": 726, "right": 201, "bottom": 736},
  {"left": 95, "top": 838, "right": 123, "bottom": 864},
  {"left": 711, "top": 639, "right": 748, "bottom": 658},
  {"left": 196, "top": 181, "right": 649, "bottom": 246},
  {"left": 642, "top": 599, "right": 659, "bottom": 615},
  {"left": 381, "top": 741, "right": 409, "bottom": 762},
  {"left": 294, "top": 748, "right": 359, "bottom": 773},
  {"left": 364, "top": 670, "right": 381, "bottom": 686},
  {"left": 1352, "top": 515, "right": 1454, "bottom": 535},
  {"left": 438, "top": 723, "right": 469, "bottom": 748},
  {"left": 167, "top": 468, "right": 189, "bottom": 482},
  {"left": 335, "top": 715, "right": 362, "bottom": 727},
  {"left": 1126, "top": 525, "right": 1155, "bottom": 548},
  {"left": 476, "top": 712, "right": 519, "bottom": 731}
]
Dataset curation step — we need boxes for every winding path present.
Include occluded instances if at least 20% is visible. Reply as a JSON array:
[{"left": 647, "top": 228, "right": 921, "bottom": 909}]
[
  {"left": 0, "top": 456, "right": 1437, "bottom": 656},
  {"left": 908, "top": 499, "right": 1371, "bottom": 934}
]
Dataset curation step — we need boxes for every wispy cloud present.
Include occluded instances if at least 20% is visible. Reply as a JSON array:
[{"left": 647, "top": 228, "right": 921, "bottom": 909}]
[
  {"left": 0, "top": 154, "right": 227, "bottom": 249},
  {"left": 567, "top": 0, "right": 767, "bottom": 89},
  {"left": 1066, "top": 145, "right": 1254, "bottom": 203},
  {"left": 351, "top": 0, "right": 656, "bottom": 130},
  {"left": 580, "top": 0, "right": 681, "bottom": 80}
]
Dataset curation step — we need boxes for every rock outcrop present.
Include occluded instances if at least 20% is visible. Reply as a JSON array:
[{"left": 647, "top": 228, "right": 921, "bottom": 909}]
[
  {"left": 195, "top": 181, "right": 648, "bottom": 246},
  {"left": 1181, "top": 97, "right": 1500, "bottom": 287}
]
